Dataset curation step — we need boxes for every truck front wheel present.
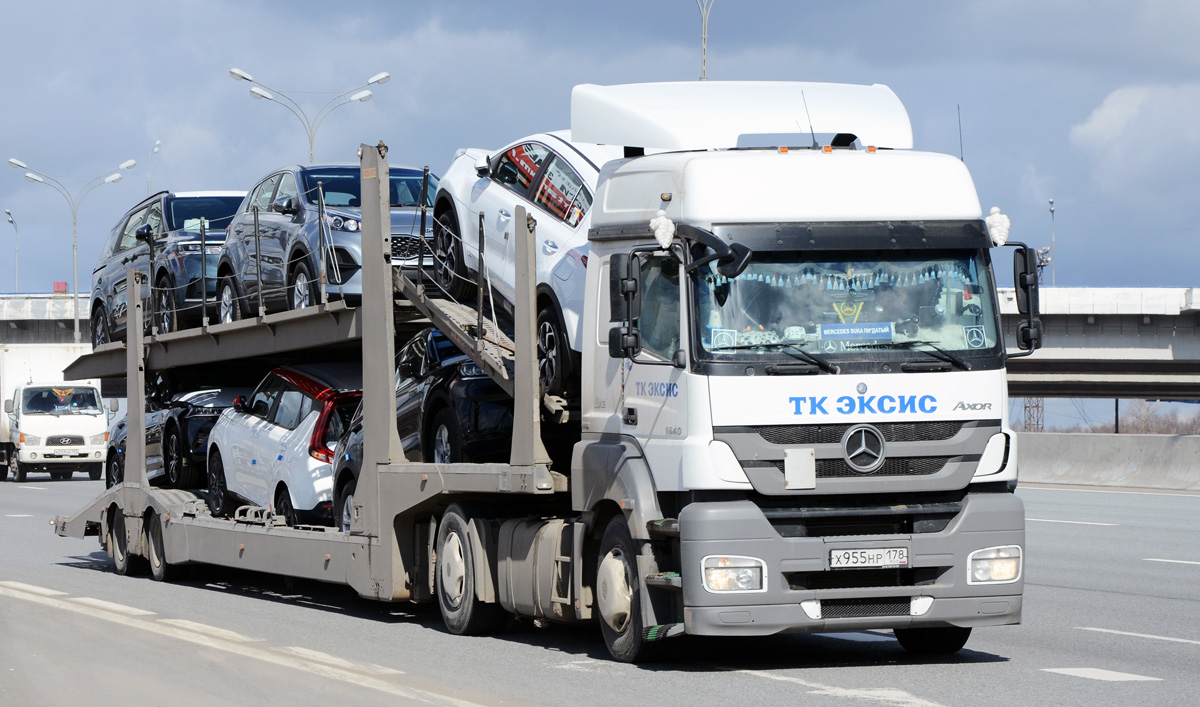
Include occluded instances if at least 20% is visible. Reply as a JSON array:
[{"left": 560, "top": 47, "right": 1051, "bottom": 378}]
[
  {"left": 894, "top": 626, "right": 972, "bottom": 654},
  {"left": 597, "top": 515, "right": 662, "bottom": 663},
  {"left": 435, "top": 505, "right": 502, "bottom": 635},
  {"left": 14, "top": 460, "right": 27, "bottom": 483}
]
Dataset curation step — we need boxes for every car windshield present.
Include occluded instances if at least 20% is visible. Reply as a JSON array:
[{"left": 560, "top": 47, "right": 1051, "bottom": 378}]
[
  {"left": 165, "top": 196, "right": 243, "bottom": 233},
  {"left": 21, "top": 386, "right": 102, "bottom": 415},
  {"left": 300, "top": 168, "right": 438, "bottom": 208},
  {"left": 692, "top": 249, "right": 1000, "bottom": 364}
]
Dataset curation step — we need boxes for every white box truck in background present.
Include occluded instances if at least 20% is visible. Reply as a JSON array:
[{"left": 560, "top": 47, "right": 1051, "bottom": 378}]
[{"left": 1, "top": 344, "right": 107, "bottom": 482}]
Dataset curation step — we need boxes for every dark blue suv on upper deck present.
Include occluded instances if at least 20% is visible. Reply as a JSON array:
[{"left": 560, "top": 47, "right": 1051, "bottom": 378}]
[{"left": 215, "top": 164, "right": 437, "bottom": 321}]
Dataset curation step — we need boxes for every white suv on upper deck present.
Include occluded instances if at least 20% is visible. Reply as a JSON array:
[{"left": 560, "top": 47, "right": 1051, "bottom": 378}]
[{"left": 432, "top": 132, "right": 624, "bottom": 396}]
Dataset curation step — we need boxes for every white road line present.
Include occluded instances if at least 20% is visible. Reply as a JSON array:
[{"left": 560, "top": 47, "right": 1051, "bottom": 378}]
[
  {"left": 69, "top": 597, "right": 157, "bottom": 616},
  {"left": 1146, "top": 558, "right": 1200, "bottom": 566},
  {"left": 279, "top": 646, "right": 385, "bottom": 672},
  {"left": 5, "top": 514, "right": 33, "bottom": 517},
  {"left": 157, "top": 619, "right": 258, "bottom": 642},
  {"left": 1042, "top": 668, "right": 1161, "bottom": 682},
  {"left": 12, "top": 486, "right": 46, "bottom": 490},
  {"left": 0, "top": 581, "right": 67, "bottom": 596},
  {"left": 1028, "top": 518, "right": 1118, "bottom": 526},
  {"left": 732, "top": 670, "right": 944, "bottom": 707},
  {"left": 1021, "top": 486, "right": 1200, "bottom": 499},
  {"left": 1078, "top": 627, "right": 1200, "bottom": 646},
  {"left": 0, "top": 585, "right": 475, "bottom": 706}
]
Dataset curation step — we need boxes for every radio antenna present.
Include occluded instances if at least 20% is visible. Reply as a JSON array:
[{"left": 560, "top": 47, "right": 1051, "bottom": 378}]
[
  {"left": 957, "top": 104, "right": 964, "bottom": 162},
  {"left": 801, "top": 91, "right": 818, "bottom": 149}
]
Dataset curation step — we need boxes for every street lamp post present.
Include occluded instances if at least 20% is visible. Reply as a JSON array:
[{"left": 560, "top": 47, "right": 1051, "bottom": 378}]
[
  {"left": 3, "top": 209, "right": 18, "bottom": 292},
  {"left": 229, "top": 68, "right": 389, "bottom": 163},
  {"left": 7, "top": 157, "right": 136, "bottom": 342},
  {"left": 148, "top": 140, "right": 161, "bottom": 196},
  {"left": 696, "top": 0, "right": 717, "bottom": 80}
]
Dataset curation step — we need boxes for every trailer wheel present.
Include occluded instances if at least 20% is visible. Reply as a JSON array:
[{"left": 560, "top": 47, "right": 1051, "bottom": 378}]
[
  {"left": 597, "top": 515, "right": 662, "bottom": 663},
  {"left": 335, "top": 477, "right": 357, "bottom": 532},
  {"left": 275, "top": 487, "right": 298, "bottom": 527},
  {"left": 206, "top": 449, "right": 233, "bottom": 518},
  {"left": 435, "top": 505, "right": 502, "bottom": 635},
  {"left": 163, "top": 426, "right": 184, "bottom": 488},
  {"left": 146, "top": 512, "right": 178, "bottom": 582},
  {"left": 894, "top": 626, "right": 972, "bottom": 654},
  {"left": 110, "top": 512, "right": 147, "bottom": 577}
]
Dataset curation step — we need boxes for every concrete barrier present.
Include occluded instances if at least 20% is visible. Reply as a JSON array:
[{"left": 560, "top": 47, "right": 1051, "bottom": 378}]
[{"left": 1017, "top": 432, "right": 1200, "bottom": 491}]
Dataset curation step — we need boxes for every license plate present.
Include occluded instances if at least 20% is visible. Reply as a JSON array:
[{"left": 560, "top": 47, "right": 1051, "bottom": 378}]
[
  {"left": 829, "top": 547, "right": 908, "bottom": 569},
  {"left": 56, "top": 449, "right": 80, "bottom": 457}
]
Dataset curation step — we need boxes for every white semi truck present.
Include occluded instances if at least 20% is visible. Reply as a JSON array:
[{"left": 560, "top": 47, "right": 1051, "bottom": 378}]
[{"left": 56, "top": 81, "right": 1041, "bottom": 663}]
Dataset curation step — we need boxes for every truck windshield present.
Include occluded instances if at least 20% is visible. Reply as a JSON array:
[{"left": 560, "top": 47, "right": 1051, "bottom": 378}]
[
  {"left": 691, "top": 249, "right": 1000, "bottom": 367},
  {"left": 21, "top": 386, "right": 103, "bottom": 415}
]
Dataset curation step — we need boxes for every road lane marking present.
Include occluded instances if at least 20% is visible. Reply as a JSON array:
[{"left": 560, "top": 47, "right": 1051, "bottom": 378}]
[
  {"left": 0, "top": 581, "right": 67, "bottom": 596},
  {"left": 1027, "top": 518, "right": 1117, "bottom": 526},
  {"left": 1078, "top": 627, "right": 1200, "bottom": 646},
  {"left": 12, "top": 486, "right": 46, "bottom": 490},
  {"left": 1042, "top": 668, "right": 1160, "bottom": 682},
  {"left": 69, "top": 597, "right": 157, "bottom": 616},
  {"left": 0, "top": 584, "right": 477, "bottom": 706},
  {"left": 731, "top": 670, "right": 944, "bottom": 706},
  {"left": 158, "top": 619, "right": 258, "bottom": 642},
  {"left": 1145, "top": 558, "right": 1200, "bottom": 566},
  {"left": 278, "top": 646, "right": 397, "bottom": 673},
  {"left": 1021, "top": 486, "right": 1200, "bottom": 499},
  {"left": 5, "top": 514, "right": 33, "bottom": 517}
]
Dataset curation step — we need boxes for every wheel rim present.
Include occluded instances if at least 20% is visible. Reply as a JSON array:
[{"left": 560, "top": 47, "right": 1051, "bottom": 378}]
[
  {"left": 435, "top": 222, "right": 456, "bottom": 290},
  {"left": 433, "top": 424, "right": 452, "bottom": 464},
  {"left": 440, "top": 530, "right": 467, "bottom": 609},
  {"left": 164, "top": 433, "right": 180, "bottom": 485},
  {"left": 292, "top": 270, "right": 310, "bottom": 309},
  {"left": 340, "top": 491, "right": 354, "bottom": 532},
  {"left": 92, "top": 312, "right": 108, "bottom": 347},
  {"left": 156, "top": 285, "right": 172, "bottom": 332},
  {"left": 219, "top": 284, "right": 234, "bottom": 323},
  {"left": 150, "top": 517, "right": 165, "bottom": 569},
  {"left": 538, "top": 318, "right": 558, "bottom": 389},
  {"left": 597, "top": 546, "right": 634, "bottom": 633},
  {"left": 277, "top": 492, "right": 294, "bottom": 524},
  {"left": 113, "top": 514, "right": 128, "bottom": 564},
  {"left": 209, "top": 458, "right": 225, "bottom": 512}
]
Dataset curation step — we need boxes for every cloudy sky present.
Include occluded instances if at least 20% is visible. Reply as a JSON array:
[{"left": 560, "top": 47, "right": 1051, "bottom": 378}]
[{"left": 1, "top": 0, "right": 1196, "bottom": 299}]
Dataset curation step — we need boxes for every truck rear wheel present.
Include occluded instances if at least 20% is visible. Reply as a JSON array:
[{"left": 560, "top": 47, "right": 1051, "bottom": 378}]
[
  {"left": 597, "top": 515, "right": 662, "bottom": 663},
  {"left": 146, "top": 512, "right": 178, "bottom": 582},
  {"left": 894, "top": 626, "right": 972, "bottom": 654},
  {"left": 435, "top": 505, "right": 502, "bottom": 635},
  {"left": 110, "top": 512, "right": 147, "bottom": 576}
]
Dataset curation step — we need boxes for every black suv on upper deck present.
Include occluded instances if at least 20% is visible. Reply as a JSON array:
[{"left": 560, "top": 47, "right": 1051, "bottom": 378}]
[{"left": 91, "top": 190, "right": 245, "bottom": 346}]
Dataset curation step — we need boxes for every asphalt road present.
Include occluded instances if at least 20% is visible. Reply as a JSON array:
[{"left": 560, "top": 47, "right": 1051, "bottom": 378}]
[{"left": 2, "top": 477, "right": 1199, "bottom": 706}]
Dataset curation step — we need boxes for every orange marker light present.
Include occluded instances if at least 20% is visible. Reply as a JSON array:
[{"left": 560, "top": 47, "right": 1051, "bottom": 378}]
[
  {"left": 823, "top": 145, "right": 833, "bottom": 153},
  {"left": 867, "top": 145, "right": 877, "bottom": 153},
  {"left": 779, "top": 146, "right": 789, "bottom": 154}
]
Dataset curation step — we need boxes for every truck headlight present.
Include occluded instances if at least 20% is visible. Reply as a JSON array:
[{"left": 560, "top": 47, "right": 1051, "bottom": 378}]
[
  {"left": 20, "top": 433, "right": 40, "bottom": 446},
  {"left": 967, "top": 545, "right": 1022, "bottom": 584},
  {"left": 701, "top": 555, "right": 766, "bottom": 593},
  {"left": 90, "top": 433, "right": 108, "bottom": 445}
]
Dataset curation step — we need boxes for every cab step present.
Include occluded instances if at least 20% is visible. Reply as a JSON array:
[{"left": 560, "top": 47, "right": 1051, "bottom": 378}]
[
  {"left": 646, "top": 518, "right": 679, "bottom": 538},
  {"left": 645, "top": 571, "right": 682, "bottom": 591},
  {"left": 642, "top": 622, "right": 686, "bottom": 642}
]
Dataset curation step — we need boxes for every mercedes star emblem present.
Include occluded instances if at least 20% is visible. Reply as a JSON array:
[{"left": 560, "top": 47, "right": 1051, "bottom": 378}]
[{"left": 842, "top": 425, "right": 886, "bottom": 473}]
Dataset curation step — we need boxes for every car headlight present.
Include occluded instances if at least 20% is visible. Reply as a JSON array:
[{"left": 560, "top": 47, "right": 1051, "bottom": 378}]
[
  {"left": 967, "top": 545, "right": 1022, "bottom": 584},
  {"left": 458, "top": 361, "right": 487, "bottom": 379},
  {"left": 179, "top": 242, "right": 223, "bottom": 255},
  {"left": 701, "top": 555, "right": 766, "bottom": 593},
  {"left": 89, "top": 433, "right": 108, "bottom": 445},
  {"left": 327, "top": 215, "right": 359, "bottom": 232},
  {"left": 19, "top": 433, "right": 40, "bottom": 446}
]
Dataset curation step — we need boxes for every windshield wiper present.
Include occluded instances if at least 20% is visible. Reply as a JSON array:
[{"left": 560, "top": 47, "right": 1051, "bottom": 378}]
[
  {"left": 709, "top": 342, "right": 841, "bottom": 374},
  {"left": 846, "top": 340, "right": 971, "bottom": 371}
]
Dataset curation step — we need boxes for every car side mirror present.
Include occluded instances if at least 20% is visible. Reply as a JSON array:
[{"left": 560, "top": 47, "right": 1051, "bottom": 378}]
[
  {"left": 608, "top": 326, "right": 640, "bottom": 359},
  {"left": 109, "top": 398, "right": 120, "bottom": 413},
  {"left": 272, "top": 195, "right": 298, "bottom": 215},
  {"left": 1013, "top": 247, "right": 1039, "bottom": 316},
  {"left": 608, "top": 253, "right": 641, "bottom": 322},
  {"left": 3, "top": 399, "right": 12, "bottom": 414},
  {"left": 397, "top": 361, "right": 415, "bottom": 379},
  {"left": 232, "top": 395, "right": 247, "bottom": 412},
  {"left": 134, "top": 223, "right": 154, "bottom": 242},
  {"left": 1016, "top": 318, "right": 1043, "bottom": 352},
  {"left": 474, "top": 155, "right": 489, "bottom": 178}
]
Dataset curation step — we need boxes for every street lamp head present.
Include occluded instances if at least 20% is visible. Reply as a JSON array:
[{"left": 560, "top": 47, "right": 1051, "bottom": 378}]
[
  {"left": 350, "top": 89, "right": 373, "bottom": 103},
  {"left": 230, "top": 67, "right": 253, "bottom": 82},
  {"left": 249, "top": 86, "right": 273, "bottom": 101},
  {"left": 24, "top": 172, "right": 43, "bottom": 184},
  {"left": 8, "top": 158, "right": 27, "bottom": 169},
  {"left": 104, "top": 173, "right": 122, "bottom": 184},
  {"left": 119, "top": 159, "right": 137, "bottom": 170},
  {"left": 368, "top": 72, "right": 390, "bottom": 85}
]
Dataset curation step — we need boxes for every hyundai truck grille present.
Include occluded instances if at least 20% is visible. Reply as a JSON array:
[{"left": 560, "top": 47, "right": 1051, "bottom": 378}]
[{"left": 46, "top": 435, "right": 85, "bottom": 447}]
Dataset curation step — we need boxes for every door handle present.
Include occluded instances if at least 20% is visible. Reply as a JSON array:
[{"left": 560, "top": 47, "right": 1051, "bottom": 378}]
[
  {"left": 234, "top": 226, "right": 244, "bottom": 235},
  {"left": 497, "top": 208, "right": 511, "bottom": 219}
]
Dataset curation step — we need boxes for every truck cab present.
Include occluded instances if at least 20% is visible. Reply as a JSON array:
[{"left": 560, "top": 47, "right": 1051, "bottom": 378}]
[{"left": 5, "top": 383, "right": 108, "bottom": 482}]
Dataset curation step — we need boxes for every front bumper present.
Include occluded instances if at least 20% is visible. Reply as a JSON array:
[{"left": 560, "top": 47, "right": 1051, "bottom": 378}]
[
  {"left": 17, "top": 445, "right": 106, "bottom": 466},
  {"left": 677, "top": 490, "right": 1024, "bottom": 636}
]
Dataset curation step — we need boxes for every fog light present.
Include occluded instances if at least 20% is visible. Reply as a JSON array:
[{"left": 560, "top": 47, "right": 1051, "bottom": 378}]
[
  {"left": 702, "top": 555, "right": 766, "bottom": 593},
  {"left": 95, "top": 452, "right": 102, "bottom": 458},
  {"left": 967, "top": 545, "right": 1022, "bottom": 585},
  {"left": 30, "top": 452, "right": 37, "bottom": 459}
]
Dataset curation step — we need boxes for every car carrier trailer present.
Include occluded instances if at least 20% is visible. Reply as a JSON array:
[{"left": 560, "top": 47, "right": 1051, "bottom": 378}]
[{"left": 57, "top": 81, "right": 1044, "bottom": 663}]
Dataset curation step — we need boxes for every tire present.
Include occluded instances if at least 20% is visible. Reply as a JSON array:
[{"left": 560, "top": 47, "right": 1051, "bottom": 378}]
[
  {"left": 218, "top": 276, "right": 241, "bottom": 324},
  {"left": 433, "top": 211, "right": 475, "bottom": 302},
  {"left": 110, "top": 511, "right": 147, "bottom": 576},
  {"left": 894, "top": 626, "right": 972, "bottom": 655},
  {"left": 15, "top": 461, "right": 27, "bottom": 483},
  {"left": 274, "top": 486, "right": 298, "bottom": 527},
  {"left": 537, "top": 305, "right": 571, "bottom": 397},
  {"left": 88, "top": 463, "right": 102, "bottom": 481},
  {"left": 50, "top": 471, "right": 64, "bottom": 481},
  {"left": 435, "top": 504, "right": 503, "bottom": 635},
  {"left": 426, "top": 408, "right": 464, "bottom": 464},
  {"left": 289, "top": 260, "right": 316, "bottom": 311},
  {"left": 163, "top": 426, "right": 186, "bottom": 488},
  {"left": 0, "top": 458, "right": 6, "bottom": 482},
  {"left": 91, "top": 305, "right": 111, "bottom": 348},
  {"left": 206, "top": 449, "right": 233, "bottom": 518},
  {"left": 597, "top": 515, "right": 663, "bottom": 663},
  {"left": 146, "top": 511, "right": 178, "bottom": 582},
  {"left": 155, "top": 276, "right": 178, "bottom": 334},
  {"left": 106, "top": 452, "right": 124, "bottom": 489},
  {"left": 335, "top": 476, "right": 357, "bottom": 532}
]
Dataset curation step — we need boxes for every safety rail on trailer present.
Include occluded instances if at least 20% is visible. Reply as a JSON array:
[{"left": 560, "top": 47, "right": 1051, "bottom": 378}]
[{"left": 56, "top": 142, "right": 560, "bottom": 603}]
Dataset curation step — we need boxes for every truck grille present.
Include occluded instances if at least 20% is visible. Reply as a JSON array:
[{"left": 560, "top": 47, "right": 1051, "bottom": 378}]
[
  {"left": 753, "top": 421, "right": 965, "bottom": 445},
  {"left": 47, "top": 435, "right": 84, "bottom": 447},
  {"left": 821, "top": 598, "right": 911, "bottom": 619},
  {"left": 786, "top": 567, "right": 948, "bottom": 591},
  {"left": 762, "top": 456, "right": 950, "bottom": 478},
  {"left": 754, "top": 490, "right": 965, "bottom": 538}
]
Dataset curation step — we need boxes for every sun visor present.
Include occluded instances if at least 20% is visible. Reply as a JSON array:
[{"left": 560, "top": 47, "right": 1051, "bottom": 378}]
[{"left": 571, "top": 81, "right": 913, "bottom": 151}]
